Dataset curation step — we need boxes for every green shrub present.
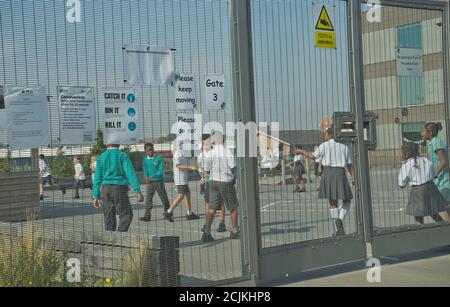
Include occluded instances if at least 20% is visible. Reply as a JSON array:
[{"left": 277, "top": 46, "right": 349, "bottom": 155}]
[{"left": 50, "top": 147, "right": 73, "bottom": 179}]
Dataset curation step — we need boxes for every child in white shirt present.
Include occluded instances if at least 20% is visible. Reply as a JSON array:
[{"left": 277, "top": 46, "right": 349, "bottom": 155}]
[{"left": 399, "top": 142, "right": 446, "bottom": 225}]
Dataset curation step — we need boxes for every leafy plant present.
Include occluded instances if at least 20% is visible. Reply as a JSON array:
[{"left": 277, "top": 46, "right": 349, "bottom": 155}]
[
  {"left": 50, "top": 147, "right": 73, "bottom": 179},
  {"left": 83, "top": 129, "right": 105, "bottom": 176},
  {"left": 0, "top": 149, "right": 12, "bottom": 174}
]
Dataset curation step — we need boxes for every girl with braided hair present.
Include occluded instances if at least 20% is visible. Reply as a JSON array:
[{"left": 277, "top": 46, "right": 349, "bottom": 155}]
[
  {"left": 399, "top": 142, "right": 446, "bottom": 225},
  {"left": 421, "top": 122, "right": 450, "bottom": 221}
]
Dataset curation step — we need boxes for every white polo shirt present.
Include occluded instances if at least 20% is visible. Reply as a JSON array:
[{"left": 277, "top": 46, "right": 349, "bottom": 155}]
[
  {"left": 39, "top": 159, "right": 51, "bottom": 178},
  {"left": 313, "top": 139, "right": 352, "bottom": 168},
  {"left": 173, "top": 150, "right": 189, "bottom": 186},
  {"left": 74, "top": 163, "right": 86, "bottom": 180},
  {"left": 203, "top": 145, "right": 236, "bottom": 183},
  {"left": 399, "top": 157, "right": 435, "bottom": 187}
]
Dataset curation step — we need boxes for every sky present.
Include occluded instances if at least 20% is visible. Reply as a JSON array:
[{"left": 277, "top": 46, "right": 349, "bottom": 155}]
[{"left": 0, "top": 0, "right": 351, "bottom": 147}]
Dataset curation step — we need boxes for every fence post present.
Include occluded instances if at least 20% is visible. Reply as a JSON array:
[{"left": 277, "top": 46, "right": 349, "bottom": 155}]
[
  {"left": 348, "top": 0, "right": 374, "bottom": 254},
  {"left": 231, "top": 0, "right": 262, "bottom": 285}
]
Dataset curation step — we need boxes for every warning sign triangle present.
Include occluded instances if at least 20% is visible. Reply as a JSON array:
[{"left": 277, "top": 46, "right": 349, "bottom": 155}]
[{"left": 315, "top": 5, "right": 334, "bottom": 32}]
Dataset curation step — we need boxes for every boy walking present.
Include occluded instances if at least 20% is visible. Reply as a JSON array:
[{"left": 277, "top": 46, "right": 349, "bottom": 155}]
[
  {"left": 73, "top": 156, "right": 86, "bottom": 199},
  {"left": 39, "top": 154, "right": 53, "bottom": 201},
  {"left": 201, "top": 132, "right": 240, "bottom": 242},
  {"left": 140, "top": 143, "right": 171, "bottom": 222},
  {"left": 198, "top": 134, "right": 227, "bottom": 233},
  {"left": 93, "top": 144, "right": 144, "bottom": 232},
  {"left": 164, "top": 142, "right": 200, "bottom": 222}
]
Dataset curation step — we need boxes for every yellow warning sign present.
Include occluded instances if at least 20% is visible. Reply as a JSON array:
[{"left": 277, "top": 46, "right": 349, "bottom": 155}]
[
  {"left": 315, "top": 31, "right": 336, "bottom": 49},
  {"left": 315, "top": 5, "right": 334, "bottom": 32}
]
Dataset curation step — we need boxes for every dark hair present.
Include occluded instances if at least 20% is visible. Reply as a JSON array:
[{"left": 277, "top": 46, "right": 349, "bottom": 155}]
[
  {"left": 144, "top": 143, "right": 154, "bottom": 151},
  {"left": 39, "top": 154, "right": 45, "bottom": 160},
  {"left": 74, "top": 156, "right": 81, "bottom": 162},
  {"left": 424, "top": 122, "right": 443, "bottom": 138},
  {"left": 402, "top": 142, "right": 420, "bottom": 166},
  {"left": 202, "top": 134, "right": 211, "bottom": 141}
]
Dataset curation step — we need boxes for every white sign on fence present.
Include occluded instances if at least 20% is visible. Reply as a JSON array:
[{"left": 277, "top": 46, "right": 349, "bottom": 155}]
[
  {"left": 175, "top": 73, "right": 197, "bottom": 111},
  {"left": 124, "top": 45, "right": 176, "bottom": 86},
  {"left": 101, "top": 88, "right": 139, "bottom": 145},
  {"left": 58, "top": 86, "right": 96, "bottom": 145},
  {"left": 171, "top": 112, "right": 201, "bottom": 154},
  {"left": 396, "top": 48, "right": 423, "bottom": 77},
  {"left": 5, "top": 86, "right": 49, "bottom": 149},
  {"left": 204, "top": 75, "right": 226, "bottom": 111}
]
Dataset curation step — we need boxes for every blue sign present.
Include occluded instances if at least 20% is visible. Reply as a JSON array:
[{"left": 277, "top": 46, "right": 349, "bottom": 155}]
[
  {"left": 127, "top": 108, "right": 136, "bottom": 117},
  {"left": 127, "top": 93, "right": 136, "bottom": 103},
  {"left": 128, "top": 122, "right": 137, "bottom": 131}
]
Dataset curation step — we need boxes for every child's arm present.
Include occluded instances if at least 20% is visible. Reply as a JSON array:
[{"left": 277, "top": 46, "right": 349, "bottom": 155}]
[
  {"left": 177, "top": 164, "right": 197, "bottom": 172},
  {"left": 398, "top": 163, "right": 410, "bottom": 189},
  {"left": 299, "top": 150, "right": 315, "bottom": 160},
  {"left": 346, "top": 164, "right": 356, "bottom": 185},
  {"left": 435, "top": 149, "right": 447, "bottom": 177},
  {"left": 157, "top": 156, "right": 165, "bottom": 178}
]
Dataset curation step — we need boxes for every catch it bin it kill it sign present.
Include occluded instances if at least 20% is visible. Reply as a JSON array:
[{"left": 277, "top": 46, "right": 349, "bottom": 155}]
[
  {"left": 101, "top": 88, "right": 139, "bottom": 145},
  {"left": 314, "top": 3, "right": 336, "bottom": 49}
]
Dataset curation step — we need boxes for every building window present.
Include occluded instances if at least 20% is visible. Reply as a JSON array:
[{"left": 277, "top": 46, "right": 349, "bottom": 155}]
[
  {"left": 402, "top": 122, "right": 424, "bottom": 143},
  {"left": 398, "top": 23, "right": 424, "bottom": 106}
]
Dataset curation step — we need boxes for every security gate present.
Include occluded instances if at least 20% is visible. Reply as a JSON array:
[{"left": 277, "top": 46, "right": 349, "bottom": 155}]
[
  {"left": 360, "top": 0, "right": 450, "bottom": 258},
  {"left": 232, "top": 0, "right": 450, "bottom": 285}
]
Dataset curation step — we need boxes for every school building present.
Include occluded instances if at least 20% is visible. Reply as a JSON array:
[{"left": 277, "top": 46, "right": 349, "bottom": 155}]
[{"left": 362, "top": 6, "right": 446, "bottom": 167}]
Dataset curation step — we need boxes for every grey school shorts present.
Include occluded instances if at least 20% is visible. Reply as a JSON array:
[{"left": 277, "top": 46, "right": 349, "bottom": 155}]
[{"left": 209, "top": 181, "right": 239, "bottom": 212}]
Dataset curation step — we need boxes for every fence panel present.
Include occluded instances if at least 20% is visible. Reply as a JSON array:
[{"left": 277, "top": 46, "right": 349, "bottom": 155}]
[{"left": 0, "top": 0, "right": 249, "bottom": 287}]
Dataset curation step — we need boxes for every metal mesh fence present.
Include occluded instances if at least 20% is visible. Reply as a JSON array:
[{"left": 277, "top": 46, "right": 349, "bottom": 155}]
[
  {"left": 251, "top": 0, "right": 355, "bottom": 248},
  {"left": 0, "top": 0, "right": 248, "bottom": 287},
  {"left": 361, "top": 4, "right": 450, "bottom": 233}
]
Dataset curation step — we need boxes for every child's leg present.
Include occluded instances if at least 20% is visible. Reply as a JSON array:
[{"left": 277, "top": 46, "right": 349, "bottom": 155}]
[
  {"left": 300, "top": 177, "right": 306, "bottom": 191},
  {"left": 168, "top": 193, "right": 184, "bottom": 213},
  {"left": 440, "top": 209, "right": 450, "bottom": 222},
  {"left": 432, "top": 214, "right": 444, "bottom": 223},
  {"left": 329, "top": 200, "right": 340, "bottom": 231},
  {"left": 156, "top": 182, "right": 171, "bottom": 212},
  {"left": 339, "top": 201, "right": 351, "bottom": 222},
  {"left": 415, "top": 217, "right": 425, "bottom": 225},
  {"left": 230, "top": 208, "right": 239, "bottom": 231},
  {"left": 219, "top": 202, "right": 226, "bottom": 223},
  {"left": 183, "top": 192, "right": 192, "bottom": 215}
]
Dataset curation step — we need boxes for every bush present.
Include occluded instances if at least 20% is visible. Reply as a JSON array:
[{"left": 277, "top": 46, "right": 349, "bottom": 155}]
[
  {"left": 83, "top": 129, "right": 105, "bottom": 176},
  {"left": 0, "top": 228, "right": 68, "bottom": 287},
  {"left": 50, "top": 147, "right": 73, "bottom": 179},
  {"left": 0, "top": 150, "right": 12, "bottom": 174},
  {"left": 0, "top": 226, "right": 157, "bottom": 287}
]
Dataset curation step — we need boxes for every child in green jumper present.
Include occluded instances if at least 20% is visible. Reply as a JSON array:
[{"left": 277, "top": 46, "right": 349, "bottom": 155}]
[{"left": 140, "top": 143, "right": 171, "bottom": 222}]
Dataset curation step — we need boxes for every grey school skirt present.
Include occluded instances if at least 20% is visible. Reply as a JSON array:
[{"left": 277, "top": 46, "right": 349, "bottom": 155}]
[
  {"left": 319, "top": 167, "right": 353, "bottom": 202},
  {"left": 407, "top": 181, "right": 448, "bottom": 217}
]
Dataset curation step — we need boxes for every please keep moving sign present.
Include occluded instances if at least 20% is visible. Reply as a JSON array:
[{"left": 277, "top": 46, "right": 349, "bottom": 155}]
[
  {"left": 204, "top": 75, "right": 226, "bottom": 112},
  {"left": 101, "top": 88, "right": 139, "bottom": 145},
  {"left": 314, "top": 3, "right": 336, "bottom": 49},
  {"left": 175, "top": 73, "right": 197, "bottom": 111},
  {"left": 5, "top": 86, "right": 49, "bottom": 150}
]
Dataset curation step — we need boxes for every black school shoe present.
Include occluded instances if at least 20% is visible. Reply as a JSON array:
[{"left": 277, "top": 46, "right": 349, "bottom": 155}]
[
  {"left": 140, "top": 215, "right": 152, "bottom": 222},
  {"left": 164, "top": 212, "right": 174, "bottom": 223},
  {"left": 186, "top": 213, "right": 200, "bottom": 221},
  {"left": 334, "top": 219, "right": 346, "bottom": 237},
  {"left": 217, "top": 223, "right": 227, "bottom": 233},
  {"left": 230, "top": 231, "right": 240, "bottom": 240},
  {"left": 201, "top": 232, "right": 215, "bottom": 243}
]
